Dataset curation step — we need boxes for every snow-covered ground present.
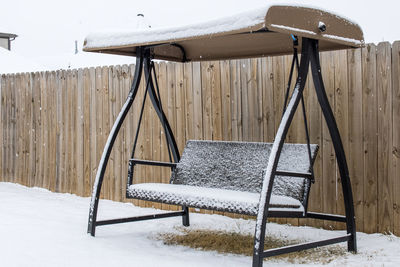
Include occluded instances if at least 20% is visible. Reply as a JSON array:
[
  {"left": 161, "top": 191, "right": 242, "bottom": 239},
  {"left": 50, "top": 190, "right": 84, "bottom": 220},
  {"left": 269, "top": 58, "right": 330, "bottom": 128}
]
[{"left": 1, "top": 182, "right": 399, "bottom": 266}]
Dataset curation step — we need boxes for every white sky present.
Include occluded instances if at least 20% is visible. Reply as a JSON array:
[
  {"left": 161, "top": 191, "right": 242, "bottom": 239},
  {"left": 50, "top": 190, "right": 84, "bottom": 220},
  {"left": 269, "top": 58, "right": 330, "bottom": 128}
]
[{"left": 1, "top": 0, "right": 399, "bottom": 70}]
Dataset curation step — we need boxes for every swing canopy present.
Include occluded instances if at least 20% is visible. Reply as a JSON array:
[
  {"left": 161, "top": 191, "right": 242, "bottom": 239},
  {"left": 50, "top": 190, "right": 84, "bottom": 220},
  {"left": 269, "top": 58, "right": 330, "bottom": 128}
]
[{"left": 83, "top": 4, "right": 364, "bottom": 62}]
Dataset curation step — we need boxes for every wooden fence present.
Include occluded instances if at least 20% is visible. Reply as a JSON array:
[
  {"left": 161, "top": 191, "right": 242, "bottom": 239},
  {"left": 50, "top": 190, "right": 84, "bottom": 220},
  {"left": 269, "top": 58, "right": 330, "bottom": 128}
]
[{"left": 1, "top": 41, "right": 400, "bottom": 235}]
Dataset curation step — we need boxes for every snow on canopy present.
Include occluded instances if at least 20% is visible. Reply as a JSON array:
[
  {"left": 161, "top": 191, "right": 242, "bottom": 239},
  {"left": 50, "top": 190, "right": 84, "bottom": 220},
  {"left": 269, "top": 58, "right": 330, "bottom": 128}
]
[{"left": 83, "top": 4, "right": 364, "bottom": 62}]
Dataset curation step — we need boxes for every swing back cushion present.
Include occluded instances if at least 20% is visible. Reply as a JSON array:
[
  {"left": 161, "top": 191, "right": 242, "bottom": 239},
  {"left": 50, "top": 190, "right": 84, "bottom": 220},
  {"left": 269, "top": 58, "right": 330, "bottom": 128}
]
[{"left": 127, "top": 140, "right": 318, "bottom": 215}]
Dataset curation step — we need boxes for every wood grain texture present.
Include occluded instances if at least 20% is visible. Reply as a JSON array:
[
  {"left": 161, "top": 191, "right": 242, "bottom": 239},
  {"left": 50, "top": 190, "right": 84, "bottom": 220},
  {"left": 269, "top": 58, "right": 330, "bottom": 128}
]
[
  {"left": 362, "top": 44, "right": 378, "bottom": 233},
  {"left": 376, "top": 42, "right": 393, "bottom": 233},
  {"left": 334, "top": 50, "right": 349, "bottom": 230},
  {"left": 320, "top": 51, "right": 337, "bottom": 229},
  {"left": 392, "top": 41, "right": 400, "bottom": 236},
  {"left": 347, "top": 48, "right": 364, "bottom": 232}
]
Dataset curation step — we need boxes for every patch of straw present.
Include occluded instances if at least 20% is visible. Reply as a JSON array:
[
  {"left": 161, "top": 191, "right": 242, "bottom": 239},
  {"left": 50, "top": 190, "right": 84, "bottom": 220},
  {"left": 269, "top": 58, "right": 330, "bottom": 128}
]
[{"left": 157, "top": 228, "right": 346, "bottom": 264}]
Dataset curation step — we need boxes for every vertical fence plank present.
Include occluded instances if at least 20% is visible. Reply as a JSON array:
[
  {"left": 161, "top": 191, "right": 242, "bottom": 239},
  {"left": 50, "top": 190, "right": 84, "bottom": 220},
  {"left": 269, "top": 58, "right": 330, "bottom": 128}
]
[
  {"left": 248, "top": 58, "right": 262, "bottom": 142},
  {"left": 377, "top": 42, "right": 393, "bottom": 233},
  {"left": 158, "top": 61, "right": 172, "bottom": 210},
  {"left": 261, "top": 57, "right": 275, "bottom": 142},
  {"left": 76, "top": 69, "right": 84, "bottom": 196},
  {"left": 42, "top": 72, "right": 50, "bottom": 190},
  {"left": 48, "top": 71, "right": 57, "bottom": 192},
  {"left": 392, "top": 41, "right": 400, "bottom": 236},
  {"left": 334, "top": 50, "right": 349, "bottom": 230},
  {"left": 6, "top": 75, "right": 12, "bottom": 182},
  {"left": 23, "top": 73, "right": 31, "bottom": 187},
  {"left": 15, "top": 74, "right": 23, "bottom": 186},
  {"left": 3, "top": 75, "right": 8, "bottom": 181},
  {"left": 94, "top": 67, "right": 103, "bottom": 197},
  {"left": 111, "top": 65, "right": 122, "bottom": 202},
  {"left": 184, "top": 63, "right": 194, "bottom": 140},
  {"left": 306, "top": 64, "right": 323, "bottom": 228},
  {"left": 151, "top": 63, "right": 162, "bottom": 210},
  {"left": 122, "top": 64, "right": 134, "bottom": 205},
  {"left": 55, "top": 70, "right": 63, "bottom": 192},
  {"left": 192, "top": 62, "right": 203, "bottom": 140},
  {"left": 132, "top": 64, "right": 146, "bottom": 207},
  {"left": 4, "top": 74, "right": 10, "bottom": 181},
  {"left": 220, "top": 60, "right": 232, "bottom": 141},
  {"left": 143, "top": 65, "right": 152, "bottom": 208},
  {"left": 230, "top": 60, "right": 242, "bottom": 141},
  {"left": 272, "top": 56, "right": 285, "bottom": 134},
  {"left": 107, "top": 66, "right": 116, "bottom": 201},
  {"left": 0, "top": 74, "right": 4, "bottom": 182},
  {"left": 320, "top": 51, "right": 337, "bottom": 229},
  {"left": 362, "top": 44, "right": 378, "bottom": 233},
  {"left": 240, "top": 59, "right": 250, "bottom": 141},
  {"left": 211, "top": 61, "right": 222, "bottom": 141},
  {"left": 88, "top": 67, "right": 97, "bottom": 196},
  {"left": 201, "top": 62, "right": 213, "bottom": 141},
  {"left": 83, "top": 68, "right": 92, "bottom": 197},
  {"left": 72, "top": 70, "right": 79, "bottom": 195},
  {"left": 347, "top": 47, "right": 364, "bottom": 232},
  {"left": 27, "top": 73, "right": 36, "bottom": 188},
  {"left": 33, "top": 73, "right": 41, "bottom": 188},
  {"left": 102, "top": 67, "right": 110, "bottom": 199},
  {"left": 175, "top": 63, "right": 186, "bottom": 151}
]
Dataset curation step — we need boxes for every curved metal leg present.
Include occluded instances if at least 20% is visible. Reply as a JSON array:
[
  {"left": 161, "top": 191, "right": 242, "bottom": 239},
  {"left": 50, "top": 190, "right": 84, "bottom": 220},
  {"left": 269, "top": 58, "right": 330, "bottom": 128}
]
[
  {"left": 252, "top": 38, "right": 312, "bottom": 267},
  {"left": 309, "top": 40, "right": 357, "bottom": 252},
  {"left": 87, "top": 49, "right": 144, "bottom": 236}
]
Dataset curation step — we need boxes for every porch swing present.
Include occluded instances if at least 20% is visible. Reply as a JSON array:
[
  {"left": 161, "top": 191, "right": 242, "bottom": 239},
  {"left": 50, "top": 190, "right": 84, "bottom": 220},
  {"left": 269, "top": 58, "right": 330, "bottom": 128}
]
[{"left": 83, "top": 4, "right": 364, "bottom": 267}]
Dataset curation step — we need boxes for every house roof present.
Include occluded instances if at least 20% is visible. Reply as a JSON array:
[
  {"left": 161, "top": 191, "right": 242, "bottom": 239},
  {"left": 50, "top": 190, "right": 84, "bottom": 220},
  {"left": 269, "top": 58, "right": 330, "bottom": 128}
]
[
  {"left": 0, "top": 32, "right": 18, "bottom": 39},
  {"left": 83, "top": 4, "right": 364, "bottom": 62}
]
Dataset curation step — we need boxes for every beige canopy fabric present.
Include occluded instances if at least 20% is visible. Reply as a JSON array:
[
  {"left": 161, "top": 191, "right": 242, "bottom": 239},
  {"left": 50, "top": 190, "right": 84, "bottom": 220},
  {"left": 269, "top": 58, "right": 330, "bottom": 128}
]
[{"left": 83, "top": 5, "right": 364, "bottom": 62}]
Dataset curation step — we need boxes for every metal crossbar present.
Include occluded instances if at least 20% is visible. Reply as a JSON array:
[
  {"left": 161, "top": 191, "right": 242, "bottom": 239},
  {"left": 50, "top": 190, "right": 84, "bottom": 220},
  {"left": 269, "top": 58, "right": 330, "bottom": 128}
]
[
  {"left": 96, "top": 211, "right": 186, "bottom": 226},
  {"left": 261, "top": 235, "right": 351, "bottom": 258}
]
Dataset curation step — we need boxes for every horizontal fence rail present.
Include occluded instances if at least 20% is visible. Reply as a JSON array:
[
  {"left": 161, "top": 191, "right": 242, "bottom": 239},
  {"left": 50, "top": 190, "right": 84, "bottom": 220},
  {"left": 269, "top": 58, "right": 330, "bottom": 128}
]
[{"left": 1, "top": 41, "right": 400, "bottom": 235}]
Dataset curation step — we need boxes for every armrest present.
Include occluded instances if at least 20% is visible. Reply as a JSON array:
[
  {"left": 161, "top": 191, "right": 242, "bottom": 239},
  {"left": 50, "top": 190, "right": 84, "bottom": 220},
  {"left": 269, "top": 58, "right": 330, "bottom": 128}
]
[
  {"left": 127, "top": 159, "right": 177, "bottom": 186},
  {"left": 275, "top": 170, "right": 312, "bottom": 179},
  {"left": 129, "top": 158, "right": 177, "bottom": 168}
]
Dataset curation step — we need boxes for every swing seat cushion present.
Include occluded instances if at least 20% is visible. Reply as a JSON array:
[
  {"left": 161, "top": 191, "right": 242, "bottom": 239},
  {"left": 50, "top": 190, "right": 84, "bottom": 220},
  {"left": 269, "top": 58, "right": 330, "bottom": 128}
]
[{"left": 127, "top": 183, "right": 303, "bottom": 216}]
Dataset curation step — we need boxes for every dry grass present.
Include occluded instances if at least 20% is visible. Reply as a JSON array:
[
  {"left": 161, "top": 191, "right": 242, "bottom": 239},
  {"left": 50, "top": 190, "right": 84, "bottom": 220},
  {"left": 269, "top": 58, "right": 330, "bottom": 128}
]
[{"left": 157, "top": 228, "right": 346, "bottom": 264}]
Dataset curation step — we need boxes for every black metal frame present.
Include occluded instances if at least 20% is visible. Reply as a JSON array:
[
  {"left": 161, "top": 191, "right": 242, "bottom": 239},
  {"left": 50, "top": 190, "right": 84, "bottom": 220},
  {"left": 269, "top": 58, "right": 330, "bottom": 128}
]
[
  {"left": 251, "top": 38, "right": 356, "bottom": 266},
  {"left": 87, "top": 37, "right": 357, "bottom": 267}
]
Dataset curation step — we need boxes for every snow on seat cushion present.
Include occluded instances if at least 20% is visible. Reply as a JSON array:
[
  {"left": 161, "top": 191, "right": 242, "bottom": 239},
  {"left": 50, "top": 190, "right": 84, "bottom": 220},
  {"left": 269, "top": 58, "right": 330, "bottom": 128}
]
[
  {"left": 127, "top": 183, "right": 304, "bottom": 216},
  {"left": 170, "top": 140, "right": 318, "bottom": 206}
]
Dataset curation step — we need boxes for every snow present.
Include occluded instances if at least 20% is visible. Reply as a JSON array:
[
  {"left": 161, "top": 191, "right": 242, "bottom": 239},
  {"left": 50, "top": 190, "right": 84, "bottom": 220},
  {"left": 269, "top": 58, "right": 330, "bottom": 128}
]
[
  {"left": 170, "top": 140, "right": 317, "bottom": 204},
  {"left": 128, "top": 183, "right": 303, "bottom": 216},
  {"left": 270, "top": 24, "right": 363, "bottom": 46},
  {"left": 84, "top": 7, "right": 268, "bottom": 50},
  {"left": 1, "top": 182, "right": 400, "bottom": 267}
]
